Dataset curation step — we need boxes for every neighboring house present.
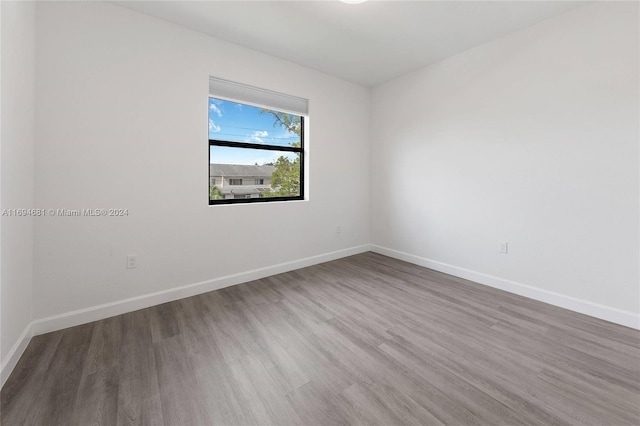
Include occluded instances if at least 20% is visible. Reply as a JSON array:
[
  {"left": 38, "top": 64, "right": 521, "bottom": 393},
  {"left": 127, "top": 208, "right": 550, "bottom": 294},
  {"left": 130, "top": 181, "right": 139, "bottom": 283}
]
[{"left": 209, "top": 163, "right": 276, "bottom": 199}]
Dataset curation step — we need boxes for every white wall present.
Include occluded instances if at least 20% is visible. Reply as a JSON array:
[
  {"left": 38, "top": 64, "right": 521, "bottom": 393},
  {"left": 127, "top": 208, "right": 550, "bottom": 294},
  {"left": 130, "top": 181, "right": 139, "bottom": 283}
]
[
  {"left": 33, "top": 2, "right": 370, "bottom": 321},
  {"left": 1, "top": 0, "right": 36, "bottom": 377},
  {"left": 371, "top": 2, "right": 639, "bottom": 325}
]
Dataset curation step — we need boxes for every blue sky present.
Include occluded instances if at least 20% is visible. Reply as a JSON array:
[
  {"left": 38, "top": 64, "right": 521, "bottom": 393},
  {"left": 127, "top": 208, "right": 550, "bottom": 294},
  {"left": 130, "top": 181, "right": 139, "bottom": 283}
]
[{"left": 209, "top": 98, "right": 299, "bottom": 165}]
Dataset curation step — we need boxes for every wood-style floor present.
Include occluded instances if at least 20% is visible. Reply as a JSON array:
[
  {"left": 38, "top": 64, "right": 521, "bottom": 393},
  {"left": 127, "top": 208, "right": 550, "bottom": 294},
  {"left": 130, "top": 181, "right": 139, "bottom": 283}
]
[{"left": 2, "top": 252, "right": 639, "bottom": 425}]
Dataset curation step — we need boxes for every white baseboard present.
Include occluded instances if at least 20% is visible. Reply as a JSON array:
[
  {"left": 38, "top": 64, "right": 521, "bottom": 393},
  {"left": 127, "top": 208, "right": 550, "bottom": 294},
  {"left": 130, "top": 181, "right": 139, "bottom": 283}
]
[
  {"left": 31, "top": 244, "right": 371, "bottom": 336},
  {"left": 371, "top": 245, "right": 640, "bottom": 330},
  {"left": 1, "top": 322, "right": 33, "bottom": 388}
]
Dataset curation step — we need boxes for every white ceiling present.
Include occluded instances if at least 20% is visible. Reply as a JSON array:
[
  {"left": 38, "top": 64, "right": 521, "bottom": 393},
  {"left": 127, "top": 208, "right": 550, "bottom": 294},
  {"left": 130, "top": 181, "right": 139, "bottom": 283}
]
[{"left": 114, "top": 1, "right": 586, "bottom": 87}]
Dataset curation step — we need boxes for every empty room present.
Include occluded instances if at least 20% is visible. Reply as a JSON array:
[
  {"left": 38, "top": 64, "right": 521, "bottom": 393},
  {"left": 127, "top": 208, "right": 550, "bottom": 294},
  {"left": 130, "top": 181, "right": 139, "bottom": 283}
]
[{"left": 1, "top": 0, "right": 638, "bottom": 425}]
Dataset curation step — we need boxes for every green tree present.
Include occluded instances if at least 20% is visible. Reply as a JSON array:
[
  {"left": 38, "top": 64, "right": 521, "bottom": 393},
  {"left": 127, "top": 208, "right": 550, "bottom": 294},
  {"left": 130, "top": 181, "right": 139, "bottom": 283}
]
[
  {"left": 266, "top": 154, "right": 300, "bottom": 197},
  {"left": 209, "top": 184, "right": 223, "bottom": 200},
  {"left": 261, "top": 109, "right": 301, "bottom": 136},
  {"left": 260, "top": 109, "right": 301, "bottom": 197}
]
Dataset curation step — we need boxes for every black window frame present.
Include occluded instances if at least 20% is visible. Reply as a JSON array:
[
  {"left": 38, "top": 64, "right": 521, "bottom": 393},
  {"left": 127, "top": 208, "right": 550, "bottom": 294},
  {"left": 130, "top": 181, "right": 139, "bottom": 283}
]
[{"left": 209, "top": 114, "right": 305, "bottom": 206}]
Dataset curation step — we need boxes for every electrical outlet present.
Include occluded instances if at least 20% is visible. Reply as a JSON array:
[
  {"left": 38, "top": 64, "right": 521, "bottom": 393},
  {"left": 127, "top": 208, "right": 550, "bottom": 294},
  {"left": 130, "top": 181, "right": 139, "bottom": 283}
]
[
  {"left": 126, "top": 255, "right": 137, "bottom": 269},
  {"left": 499, "top": 242, "right": 508, "bottom": 254},
  {"left": 336, "top": 226, "right": 341, "bottom": 234}
]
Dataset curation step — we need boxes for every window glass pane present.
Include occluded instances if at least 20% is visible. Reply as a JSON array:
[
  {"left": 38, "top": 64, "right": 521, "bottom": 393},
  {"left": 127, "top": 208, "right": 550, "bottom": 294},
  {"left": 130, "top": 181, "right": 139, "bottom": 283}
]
[
  {"left": 209, "top": 98, "right": 301, "bottom": 148},
  {"left": 209, "top": 146, "right": 301, "bottom": 201}
]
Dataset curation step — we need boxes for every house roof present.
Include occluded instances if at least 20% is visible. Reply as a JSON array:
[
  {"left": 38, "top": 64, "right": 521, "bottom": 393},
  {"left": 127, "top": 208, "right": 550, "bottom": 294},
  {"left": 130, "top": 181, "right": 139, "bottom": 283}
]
[{"left": 209, "top": 163, "right": 275, "bottom": 177}]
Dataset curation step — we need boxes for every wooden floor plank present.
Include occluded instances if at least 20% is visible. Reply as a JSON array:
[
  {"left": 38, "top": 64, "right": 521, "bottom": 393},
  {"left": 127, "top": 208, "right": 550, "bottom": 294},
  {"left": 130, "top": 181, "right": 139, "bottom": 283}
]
[
  {"left": 2, "top": 252, "right": 639, "bottom": 425},
  {"left": 0, "top": 332, "right": 63, "bottom": 425},
  {"left": 25, "top": 323, "right": 94, "bottom": 426}
]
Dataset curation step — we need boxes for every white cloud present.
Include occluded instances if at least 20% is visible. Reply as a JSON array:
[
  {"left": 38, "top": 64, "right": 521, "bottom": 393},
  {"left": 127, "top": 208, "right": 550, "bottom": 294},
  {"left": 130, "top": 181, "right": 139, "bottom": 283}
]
[
  {"left": 209, "top": 103, "right": 222, "bottom": 117},
  {"left": 248, "top": 130, "right": 268, "bottom": 143},
  {"left": 209, "top": 119, "right": 221, "bottom": 133}
]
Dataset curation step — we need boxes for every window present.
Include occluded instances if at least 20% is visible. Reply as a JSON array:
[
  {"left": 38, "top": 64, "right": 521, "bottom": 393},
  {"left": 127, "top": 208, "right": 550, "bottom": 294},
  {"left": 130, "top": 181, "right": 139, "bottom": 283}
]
[{"left": 209, "top": 77, "right": 307, "bottom": 205}]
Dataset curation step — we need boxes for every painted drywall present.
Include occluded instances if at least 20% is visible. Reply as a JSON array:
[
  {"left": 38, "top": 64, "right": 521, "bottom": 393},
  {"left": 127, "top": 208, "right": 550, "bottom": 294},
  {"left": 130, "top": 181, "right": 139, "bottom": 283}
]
[
  {"left": 33, "top": 2, "right": 370, "bottom": 320},
  {"left": 371, "top": 2, "right": 639, "bottom": 320},
  {"left": 1, "top": 0, "right": 36, "bottom": 370}
]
